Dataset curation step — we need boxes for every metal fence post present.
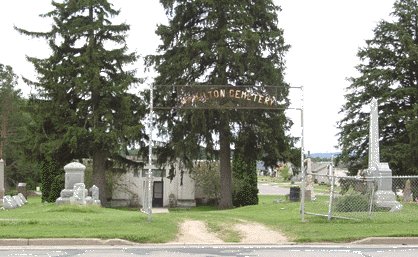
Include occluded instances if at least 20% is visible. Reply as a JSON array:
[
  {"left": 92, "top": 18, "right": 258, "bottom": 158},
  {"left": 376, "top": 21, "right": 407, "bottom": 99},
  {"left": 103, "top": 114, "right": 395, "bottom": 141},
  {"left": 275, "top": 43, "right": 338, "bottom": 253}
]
[
  {"left": 300, "top": 86, "right": 305, "bottom": 221},
  {"left": 328, "top": 156, "right": 335, "bottom": 221},
  {"left": 146, "top": 85, "right": 154, "bottom": 222},
  {"left": 368, "top": 180, "right": 375, "bottom": 219}
]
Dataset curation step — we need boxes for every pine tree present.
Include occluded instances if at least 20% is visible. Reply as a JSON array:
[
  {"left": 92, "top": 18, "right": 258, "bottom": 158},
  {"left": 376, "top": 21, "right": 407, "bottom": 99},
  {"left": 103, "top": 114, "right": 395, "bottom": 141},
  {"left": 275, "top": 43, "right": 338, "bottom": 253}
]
[
  {"left": 0, "top": 64, "right": 41, "bottom": 191},
  {"left": 0, "top": 64, "right": 19, "bottom": 161},
  {"left": 15, "top": 0, "right": 146, "bottom": 205},
  {"left": 147, "top": 0, "right": 293, "bottom": 209},
  {"left": 337, "top": 0, "right": 418, "bottom": 175}
]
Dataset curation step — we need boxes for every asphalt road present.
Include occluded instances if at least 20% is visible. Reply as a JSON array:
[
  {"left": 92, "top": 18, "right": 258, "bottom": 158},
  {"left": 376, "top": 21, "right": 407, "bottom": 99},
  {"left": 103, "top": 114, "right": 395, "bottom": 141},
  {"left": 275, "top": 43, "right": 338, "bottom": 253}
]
[
  {"left": 1, "top": 245, "right": 418, "bottom": 257},
  {"left": 258, "top": 183, "right": 290, "bottom": 195}
]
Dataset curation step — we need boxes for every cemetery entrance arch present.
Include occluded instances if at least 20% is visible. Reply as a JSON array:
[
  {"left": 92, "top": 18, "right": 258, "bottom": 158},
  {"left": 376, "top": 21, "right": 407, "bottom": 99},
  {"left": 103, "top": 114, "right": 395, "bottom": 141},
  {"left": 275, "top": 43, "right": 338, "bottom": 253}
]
[{"left": 143, "top": 85, "right": 304, "bottom": 221}]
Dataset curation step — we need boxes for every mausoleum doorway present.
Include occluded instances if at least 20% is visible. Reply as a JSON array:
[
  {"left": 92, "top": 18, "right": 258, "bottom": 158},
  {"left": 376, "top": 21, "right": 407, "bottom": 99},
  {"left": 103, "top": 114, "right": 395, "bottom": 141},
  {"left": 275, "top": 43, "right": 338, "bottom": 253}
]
[{"left": 152, "top": 181, "right": 163, "bottom": 207}]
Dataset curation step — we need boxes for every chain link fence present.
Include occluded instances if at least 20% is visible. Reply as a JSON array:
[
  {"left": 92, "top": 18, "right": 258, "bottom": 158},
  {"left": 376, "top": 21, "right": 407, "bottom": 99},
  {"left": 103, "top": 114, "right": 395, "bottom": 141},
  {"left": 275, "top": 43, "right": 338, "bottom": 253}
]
[{"left": 301, "top": 174, "right": 418, "bottom": 221}]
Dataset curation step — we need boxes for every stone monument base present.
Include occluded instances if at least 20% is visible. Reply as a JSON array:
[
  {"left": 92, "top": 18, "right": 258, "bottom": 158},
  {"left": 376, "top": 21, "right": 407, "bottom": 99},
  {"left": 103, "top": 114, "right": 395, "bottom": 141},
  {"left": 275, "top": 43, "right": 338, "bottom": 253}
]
[
  {"left": 56, "top": 188, "right": 87, "bottom": 204},
  {"left": 56, "top": 197, "right": 70, "bottom": 205},
  {"left": 84, "top": 196, "right": 101, "bottom": 205},
  {"left": 374, "top": 190, "right": 402, "bottom": 212},
  {"left": 56, "top": 195, "right": 101, "bottom": 205}
]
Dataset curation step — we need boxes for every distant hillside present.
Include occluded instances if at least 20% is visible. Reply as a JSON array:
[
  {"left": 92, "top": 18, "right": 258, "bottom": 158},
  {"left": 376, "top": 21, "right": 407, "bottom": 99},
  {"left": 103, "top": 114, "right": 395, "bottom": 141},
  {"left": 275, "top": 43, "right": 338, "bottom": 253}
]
[{"left": 309, "top": 152, "right": 341, "bottom": 159}]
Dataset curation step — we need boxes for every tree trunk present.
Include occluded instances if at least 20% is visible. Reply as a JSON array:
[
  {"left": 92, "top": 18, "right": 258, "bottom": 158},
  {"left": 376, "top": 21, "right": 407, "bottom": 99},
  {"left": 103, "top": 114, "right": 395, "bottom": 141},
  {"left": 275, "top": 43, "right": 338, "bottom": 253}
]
[
  {"left": 218, "top": 113, "right": 233, "bottom": 210},
  {"left": 93, "top": 151, "right": 108, "bottom": 207}
]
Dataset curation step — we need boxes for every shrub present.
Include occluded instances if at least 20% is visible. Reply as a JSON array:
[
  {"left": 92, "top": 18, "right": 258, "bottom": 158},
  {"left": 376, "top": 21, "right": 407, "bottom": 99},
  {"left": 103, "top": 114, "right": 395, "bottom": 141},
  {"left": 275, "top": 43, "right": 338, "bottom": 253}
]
[
  {"left": 334, "top": 195, "right": 373, "bottom": 212},
  {"left": 4, "top": 189, "right": 18, "bottom": 196},
  {"left": 280, "top": 166, "right": 291, "bottom": 181}
]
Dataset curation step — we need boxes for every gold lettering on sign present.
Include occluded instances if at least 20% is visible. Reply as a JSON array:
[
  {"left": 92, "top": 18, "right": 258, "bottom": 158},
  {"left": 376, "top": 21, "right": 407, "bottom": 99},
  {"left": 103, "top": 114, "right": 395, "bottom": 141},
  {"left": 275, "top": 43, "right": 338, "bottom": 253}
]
[
  {"left": 264, "top": 97, "right": 269, "bottom": 105},
  {"left": 178, "top": 87, "right": 277, "bottom": 107},
  {"left": 241, "top": 91, "right": 247, "bottom": 99},
  {"left": 258, "top": 95, "right": 264, "bottom": 104},
  {"left": 235, "top": 90, "right": 241, "bottom": 99}
]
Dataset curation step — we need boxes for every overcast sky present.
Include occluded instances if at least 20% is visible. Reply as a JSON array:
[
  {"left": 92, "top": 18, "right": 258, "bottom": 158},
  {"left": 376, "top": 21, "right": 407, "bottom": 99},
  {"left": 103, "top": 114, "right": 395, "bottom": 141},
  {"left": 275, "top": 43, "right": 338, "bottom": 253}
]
[{"left": 1, "top": 0, "right": 396, "bottom": 154}]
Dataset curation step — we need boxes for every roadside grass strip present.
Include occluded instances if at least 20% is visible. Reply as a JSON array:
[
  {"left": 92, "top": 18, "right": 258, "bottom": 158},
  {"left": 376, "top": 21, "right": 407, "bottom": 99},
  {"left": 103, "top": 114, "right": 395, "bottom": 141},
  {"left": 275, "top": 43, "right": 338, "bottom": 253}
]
[{"left": 1, "top": 192, "right": 418, "bottom": 243}]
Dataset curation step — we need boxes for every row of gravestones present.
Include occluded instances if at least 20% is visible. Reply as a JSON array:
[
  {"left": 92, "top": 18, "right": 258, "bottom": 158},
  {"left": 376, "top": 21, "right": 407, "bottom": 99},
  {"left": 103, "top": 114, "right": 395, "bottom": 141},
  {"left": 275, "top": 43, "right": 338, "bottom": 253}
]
[
  {"left": 2, "top": 193, "right": 27, "bottom": 209},
  {"left": 55, "top": 162, "right": 101, "bottom": 206}
]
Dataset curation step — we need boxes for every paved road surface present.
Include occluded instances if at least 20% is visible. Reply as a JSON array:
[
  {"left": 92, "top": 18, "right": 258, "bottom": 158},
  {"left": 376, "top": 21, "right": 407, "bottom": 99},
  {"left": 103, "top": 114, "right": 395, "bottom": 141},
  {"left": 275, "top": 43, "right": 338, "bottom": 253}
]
[
  {"left": 258, "top": 183, "right": 290, "bottom": 195},
  {"left": 1, "top": 245, "right": 417, "bottom": 256}
]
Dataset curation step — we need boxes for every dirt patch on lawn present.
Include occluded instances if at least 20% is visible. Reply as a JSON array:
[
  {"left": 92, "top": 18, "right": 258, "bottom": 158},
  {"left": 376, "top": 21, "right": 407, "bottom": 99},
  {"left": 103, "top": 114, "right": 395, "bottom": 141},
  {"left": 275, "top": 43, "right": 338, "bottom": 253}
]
[
  {"left": 234, "top": 220, "right": 288, "bottom": 243},
  {"left": 169, "top": 219, "right": 288, "bottom": 244},
  {"left": 170, "top": 220, "right": 224, "bottom": 244}
]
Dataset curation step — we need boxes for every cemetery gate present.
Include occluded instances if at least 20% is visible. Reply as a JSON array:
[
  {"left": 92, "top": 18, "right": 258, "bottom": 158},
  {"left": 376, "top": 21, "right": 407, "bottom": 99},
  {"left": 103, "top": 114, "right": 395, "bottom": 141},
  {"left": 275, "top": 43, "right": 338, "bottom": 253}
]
[{"left": 144, "top": 85, "right": 304, "bottom": 222}]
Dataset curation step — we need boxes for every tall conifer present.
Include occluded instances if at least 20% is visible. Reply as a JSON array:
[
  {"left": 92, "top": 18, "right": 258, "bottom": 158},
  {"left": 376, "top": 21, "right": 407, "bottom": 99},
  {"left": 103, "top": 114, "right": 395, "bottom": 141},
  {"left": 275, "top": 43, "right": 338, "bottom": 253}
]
[
  {"left": 338, "top": 0, "right": 418, "bottom": 175},
  {"left": 147, "top": 0, "right": 293, "bottom": 209},
  {"left": 16, "top": 0, "right": 146, "bottom": 205}
]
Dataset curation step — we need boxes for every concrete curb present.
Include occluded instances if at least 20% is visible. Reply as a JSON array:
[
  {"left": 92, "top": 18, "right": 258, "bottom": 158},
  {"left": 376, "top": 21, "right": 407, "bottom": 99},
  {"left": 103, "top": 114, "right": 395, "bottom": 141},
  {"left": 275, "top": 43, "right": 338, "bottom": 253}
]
[
  {"left": 1, "top": 237, "right": 418, "bottom": 246},
  {"left": 0, "top": 238, "right": 138, "bottom": 246},
  {"left": 352, "top": 237, "right": 418, "bottom": 245}
]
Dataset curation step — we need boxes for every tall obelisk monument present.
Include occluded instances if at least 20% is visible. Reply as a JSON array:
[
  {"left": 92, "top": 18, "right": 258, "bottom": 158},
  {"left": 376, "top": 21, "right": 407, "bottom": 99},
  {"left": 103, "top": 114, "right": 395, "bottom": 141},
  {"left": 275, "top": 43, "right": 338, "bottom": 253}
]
[
  {"left": 368, "top": 98, "right": 380, "bottom": 175},
  {"left": 367, "top": 98, "right": 402, "bottom": 212}
]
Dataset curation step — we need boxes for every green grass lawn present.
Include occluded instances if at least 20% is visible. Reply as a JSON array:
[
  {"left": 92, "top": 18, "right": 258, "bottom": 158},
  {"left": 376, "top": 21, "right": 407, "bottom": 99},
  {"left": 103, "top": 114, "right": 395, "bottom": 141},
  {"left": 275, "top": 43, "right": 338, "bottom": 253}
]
[{"left": 1, "top": 195, "right": 418, "bottom": 243}]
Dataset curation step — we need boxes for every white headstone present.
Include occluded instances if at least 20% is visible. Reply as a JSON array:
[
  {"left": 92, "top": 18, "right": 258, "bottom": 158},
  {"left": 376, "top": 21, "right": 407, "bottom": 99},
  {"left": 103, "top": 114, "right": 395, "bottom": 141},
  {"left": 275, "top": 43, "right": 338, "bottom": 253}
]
[
  {"left": 91, "top": 185, "right": 99, "bottom": 200},
  {"left": 17, "top": 193, "right": 27, "bottom": 204},
  {"left": 73, "top": 183, "right": 86, "bottom": 205},
  {"left": 3, "top": 195, "right": 17, "bottom": 209},
  {"left": 13, "top": 195, "right": 23, "bottom": 207},
  {"left": 91, "top": 185, "right": 101, "bottom": 205},
  {"left": 64, "top": 162, "right": 86, "bottom": 189}
]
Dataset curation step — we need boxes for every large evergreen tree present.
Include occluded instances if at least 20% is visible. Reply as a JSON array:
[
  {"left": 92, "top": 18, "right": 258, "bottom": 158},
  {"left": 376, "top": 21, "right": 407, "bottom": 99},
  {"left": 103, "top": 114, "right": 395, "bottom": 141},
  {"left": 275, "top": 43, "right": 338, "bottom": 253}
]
[
  {"left": 146, "top": 0, "right": 293, "bottom": 209},
  {"left": 15, "top": 0, "right": 146, "bottom": 205},
  {"left": 0, "top": 64, "right": 41, "bottom": 192},
  {"left": 0, "top": 64, "right": 20, "bottom": 161},
  {"left": 337, "top": 0, "right": 418, "bottom": 175}
]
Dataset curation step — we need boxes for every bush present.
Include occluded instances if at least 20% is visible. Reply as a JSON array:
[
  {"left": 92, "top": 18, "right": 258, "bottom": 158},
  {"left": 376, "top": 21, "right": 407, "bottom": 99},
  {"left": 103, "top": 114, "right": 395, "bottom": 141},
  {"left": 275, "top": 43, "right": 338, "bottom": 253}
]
[
  {"left": 334, "top": 195, "right": 373, "bottom": 212},
  {"left": 232, "top": 153, "right": 258, "bottom": 207},
  {"left": 4, "top": 189, "right": 18, "bottom": 196},
  {"left": 280, "top": 166, "right": 291, "bottom": 181}
]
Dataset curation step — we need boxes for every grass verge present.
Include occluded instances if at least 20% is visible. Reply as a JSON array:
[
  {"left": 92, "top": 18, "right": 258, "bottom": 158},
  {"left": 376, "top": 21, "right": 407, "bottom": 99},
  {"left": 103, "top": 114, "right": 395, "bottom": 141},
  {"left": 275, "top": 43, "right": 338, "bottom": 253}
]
[{"left": 1, "top": 194, "right": 418, "bottom": 243}]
